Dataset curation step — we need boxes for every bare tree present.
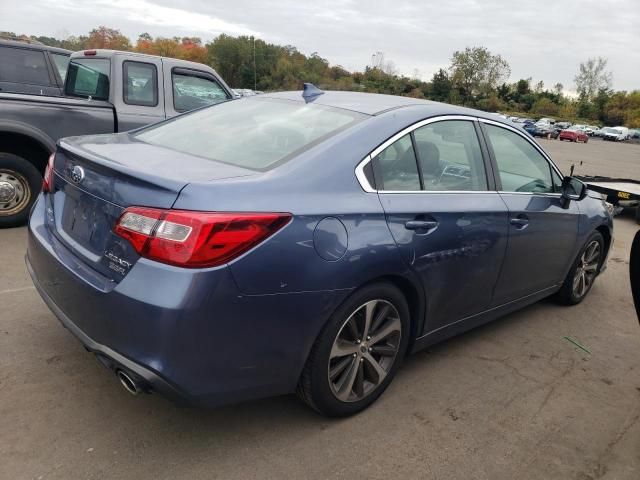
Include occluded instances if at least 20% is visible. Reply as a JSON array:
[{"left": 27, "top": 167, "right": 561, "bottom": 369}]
[{"left": 574, "top": 57, "right": 612, "bottom": 100}]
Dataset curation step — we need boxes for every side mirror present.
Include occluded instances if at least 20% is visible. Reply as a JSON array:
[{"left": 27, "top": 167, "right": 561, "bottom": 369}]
[{"left": 560, "top": 176, "right": 587, "bottom": 208}]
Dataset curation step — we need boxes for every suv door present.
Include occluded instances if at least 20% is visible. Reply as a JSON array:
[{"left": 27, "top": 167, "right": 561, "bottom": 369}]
[
  {"left": 0, "top": 45, "right": 61, "bottom": 95},
  {"left": 480, "top": 120, "right": 579, "bottom": 304},
  {"left": 367, "top": 117, "right": 509, "bottom": 333}
]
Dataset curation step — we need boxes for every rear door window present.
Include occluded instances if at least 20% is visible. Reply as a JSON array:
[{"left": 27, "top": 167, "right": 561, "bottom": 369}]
[
  {"left": 65, "top": 58, "right": 110, "bottom": 100},
  {"left": 0, "top": 46, "right": 51, "bottom": 86},
  {"left": 172, "top": 70, "right": 229, "bottom": 112},
  {"left": 413, "top": 120, "right": 488, "bottom": 191},
  {"left": 123, "top": 61, "right": 158, "bottom": 106}
]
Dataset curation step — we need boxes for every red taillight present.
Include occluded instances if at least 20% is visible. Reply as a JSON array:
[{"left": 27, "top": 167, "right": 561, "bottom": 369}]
[
  {"left": 42, "top": 153, "right": 55, "bottom": 193},
  {"left": 84, "top": 50, "right": 97, "bottom": 56},
  {"left": 114, "top": 207, "right": 292, "bottom": 268}
]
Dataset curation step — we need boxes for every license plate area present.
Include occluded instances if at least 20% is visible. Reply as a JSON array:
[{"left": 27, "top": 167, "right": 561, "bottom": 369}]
[{"left": 60, "top": 186, "right": 119, "bottom": 256}]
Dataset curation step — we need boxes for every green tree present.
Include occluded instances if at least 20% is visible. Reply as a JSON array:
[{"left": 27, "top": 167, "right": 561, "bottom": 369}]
[
  {"left": 430, "top": 68, "right": 452, "bottom": 102},
  {"left": 449, "top": 46, "right": 511, "bottom": 104}
]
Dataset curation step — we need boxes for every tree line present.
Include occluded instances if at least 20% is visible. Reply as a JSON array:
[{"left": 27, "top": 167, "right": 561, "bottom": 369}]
[{"left": 4, "top": 27, "right": 639, "bottom": 127}]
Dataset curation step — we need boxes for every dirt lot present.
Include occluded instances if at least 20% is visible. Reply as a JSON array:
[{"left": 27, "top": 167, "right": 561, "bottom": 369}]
[{"left": 1, "top": 140, "right": 639, "bottom": 480}]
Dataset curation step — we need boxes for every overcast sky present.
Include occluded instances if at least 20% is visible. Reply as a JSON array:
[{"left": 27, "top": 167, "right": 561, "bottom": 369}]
[{"left": 1, "top": 0, "right": 638, "bottom": 91}]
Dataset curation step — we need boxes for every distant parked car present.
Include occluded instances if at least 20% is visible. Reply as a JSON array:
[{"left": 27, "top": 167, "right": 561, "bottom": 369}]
[
  {"left": 559, "top": 128, "right": 589, "bottom": 143},
  {"left": 532, "top": 123, "right": 556, "bottom": 138},
  {"left": 631, "top": 129, "right": 640, "bottom": 139},
  {"left": 593, "top": 127, "right": 607, "bottom": 137},
  {"left": 555, "top": 121, "right": 572, "bottom": 130},
  {"left": 613, "top": 127, "right": 631, "bottom": 140},
  {"left": 602, "top": 127, "right": 626, "bottom": 141},
  {"left": 537, "top": 117, "right": 556, "bottom": 125}
]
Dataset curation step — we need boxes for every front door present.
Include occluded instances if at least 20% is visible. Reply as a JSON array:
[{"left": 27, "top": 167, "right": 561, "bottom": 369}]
[
  {"left": 373, "top": 118, "right": 509, "bottom": 332},
  {"left": 480, "top": 121, "right": 579, "bottom": 305}
]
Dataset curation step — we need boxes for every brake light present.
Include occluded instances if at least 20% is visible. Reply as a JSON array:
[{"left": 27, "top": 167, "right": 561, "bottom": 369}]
[
  {"left": 84, "top": 50, "right": 97, "bottom": 56},
  {"left": 42, "top": 153, "right": 55, "bottom": 193},
  {"left": 114, "top": 207, "right": 292, "bottom": 268}
]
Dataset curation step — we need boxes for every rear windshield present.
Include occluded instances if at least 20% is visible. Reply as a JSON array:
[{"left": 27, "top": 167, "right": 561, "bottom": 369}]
[
  {"left": 134, "top": 97, "right": 365, "bottom": 171},
  {"left": 65, "top": 58, "right": 110, "bottom": 100}
]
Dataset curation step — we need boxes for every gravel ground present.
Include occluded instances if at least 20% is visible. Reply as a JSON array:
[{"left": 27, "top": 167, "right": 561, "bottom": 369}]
[{"left": 1, "top": 140, "right": 639, "bottom": 480}]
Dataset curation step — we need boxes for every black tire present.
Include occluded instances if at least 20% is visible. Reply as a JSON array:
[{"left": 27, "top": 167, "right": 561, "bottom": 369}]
[
  {"left": 635, "top": 206, "right": 640, "bottom": 225},
  {"left": 0, "top": 152, "right": 42, "bottom": 228},
  {"left": 555, "top": 231, "right": 605, "bottom": 305},
  {"left": 297, "top": 282, "right": 411, "bottom": 417}
]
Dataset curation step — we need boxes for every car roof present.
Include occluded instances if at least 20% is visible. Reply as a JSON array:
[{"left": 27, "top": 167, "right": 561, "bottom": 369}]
[
  {"left": 261, "top": 90, "right": 434, "bottom": 116},
  {"left": 261, "top": 90, "right": 505, "bottom": 120},
  {"left": 0, "top": 39, "right": 71, "bottom": 55}
]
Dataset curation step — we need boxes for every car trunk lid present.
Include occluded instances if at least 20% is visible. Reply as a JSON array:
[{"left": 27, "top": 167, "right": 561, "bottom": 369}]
[{"left": 47, "top": 134, "right": 256, "bottom": 282}]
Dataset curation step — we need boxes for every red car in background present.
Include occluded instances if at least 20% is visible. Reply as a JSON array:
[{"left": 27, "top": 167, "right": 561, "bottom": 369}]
[{"left": 559, "top": 127, "right": 589, "bottom": 143}]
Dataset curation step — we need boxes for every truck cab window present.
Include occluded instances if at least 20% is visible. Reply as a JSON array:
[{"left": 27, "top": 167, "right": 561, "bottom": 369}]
[
  {"left": 65, "top": 58, "right": 110, "bottom": 101},
  {"left": 123, "top": 61, "right": 158, "bottom": 107},
  {"left": 172, "top": 71, "right": 229, "bottom": 113}
]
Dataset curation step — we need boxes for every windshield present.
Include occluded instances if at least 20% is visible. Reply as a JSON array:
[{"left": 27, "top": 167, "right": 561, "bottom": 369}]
[
  {"left": 135, "top": 97, "right": 365, "bottom": 171},
  {"left": 604, "top": 128, "right": 618, "bottom": 133}
]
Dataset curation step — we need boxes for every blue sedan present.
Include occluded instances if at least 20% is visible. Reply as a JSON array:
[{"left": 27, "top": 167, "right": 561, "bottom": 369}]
[{"left": 27, "top": 87, "right": 613, "bottom": 416}]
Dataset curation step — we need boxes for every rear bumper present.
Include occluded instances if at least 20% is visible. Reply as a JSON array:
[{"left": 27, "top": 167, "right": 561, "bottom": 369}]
[
  {"left": 27, "top": 257, "right": 187, "bottom": 404},
  {"left": 27, "top": 196, "right": 349, "bottom": 407}
]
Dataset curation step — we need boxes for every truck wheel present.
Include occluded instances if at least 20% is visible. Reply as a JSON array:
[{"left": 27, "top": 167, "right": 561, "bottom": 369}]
[{"left": 0, "top": 153, "right": 42, "bottom": 228}]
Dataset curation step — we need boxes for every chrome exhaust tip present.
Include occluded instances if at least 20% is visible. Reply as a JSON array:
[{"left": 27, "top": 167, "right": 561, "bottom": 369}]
[{"left": 116, "top": 370, "right": 140, "bottom": 396}]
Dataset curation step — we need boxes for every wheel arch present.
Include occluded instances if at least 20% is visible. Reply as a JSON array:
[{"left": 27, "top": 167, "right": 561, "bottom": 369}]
[
  {"left": 595, "top": 224, "right": 612, "bottom": 266},
  {"left": 357, "top": 274, "right": 426, "bottom": 353},
  {"left": 0, "top": 123, "right": 56, "bottom": 175}
]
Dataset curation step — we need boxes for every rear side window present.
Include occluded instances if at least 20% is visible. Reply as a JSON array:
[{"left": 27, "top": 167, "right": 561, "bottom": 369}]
[
  {"left": 372, "top": 134, "right": 421, "bottom": 191},
  {"left": 65, "top": 58, "right": 110, "bottom": 100},
  {"left": 50, "top": 53, "right": 69, "bottom": 82},
  {"left": 0, "top": 46, "right": 51, "bottom": 86},
  {"left": 123, "top": 61, "right": 158, "bottom": 107},
  {"left": 172, "top": 70, "right": 229, "bottom": 112},
  {"left": 135, "top": 97, "right": 363, "bottom": 171}
]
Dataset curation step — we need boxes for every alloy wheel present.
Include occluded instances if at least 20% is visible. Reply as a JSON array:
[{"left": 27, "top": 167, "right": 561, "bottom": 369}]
[
  {"left": 572, "top": 240, "right": 601, "bottom": 298},
  {"left": 328, "top": 299, "right": 402, "bottom": 402}
]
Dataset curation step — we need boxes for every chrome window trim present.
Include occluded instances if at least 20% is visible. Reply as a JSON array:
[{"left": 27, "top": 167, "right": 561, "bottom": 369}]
[
  {"left": 354, "top": 115, "right": 566, "bottom": 196},
  {"left": 354, "top": 115, "right": 481, "bottom": 193}
]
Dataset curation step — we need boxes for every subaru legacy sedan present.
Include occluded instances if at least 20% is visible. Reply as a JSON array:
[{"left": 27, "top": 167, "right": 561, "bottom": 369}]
[{"left": 27, "top": 88, "right": 613, "bottom": 417}]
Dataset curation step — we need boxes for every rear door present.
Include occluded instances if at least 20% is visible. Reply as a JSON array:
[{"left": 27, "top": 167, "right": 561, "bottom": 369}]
[
  {"left": 371, "top": 116, "right": 509, "bottom": 332},
  {"left": 480, "top": 120, "right": 579, "bottom": 305},
  {"left": 114, "top": 55, "right": 165, "bottom": 131}
]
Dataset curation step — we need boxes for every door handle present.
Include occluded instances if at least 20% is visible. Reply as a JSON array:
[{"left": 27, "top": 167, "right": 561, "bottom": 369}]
[
  {"left": 510, "top": 215, "right": 529, "bottom": 229},
  {"left": 405, "top": 220, "right": 438, "bottom": 231}
]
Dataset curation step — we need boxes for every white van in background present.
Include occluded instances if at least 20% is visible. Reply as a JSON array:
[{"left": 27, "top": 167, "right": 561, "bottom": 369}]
[{"left": 613, "top": 127, "right": 630, "bottom": 140}]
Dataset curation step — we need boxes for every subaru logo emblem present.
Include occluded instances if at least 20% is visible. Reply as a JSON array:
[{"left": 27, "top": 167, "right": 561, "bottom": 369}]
[{"left": 70, "top": 165, "right": 85, "bottom": 184}]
